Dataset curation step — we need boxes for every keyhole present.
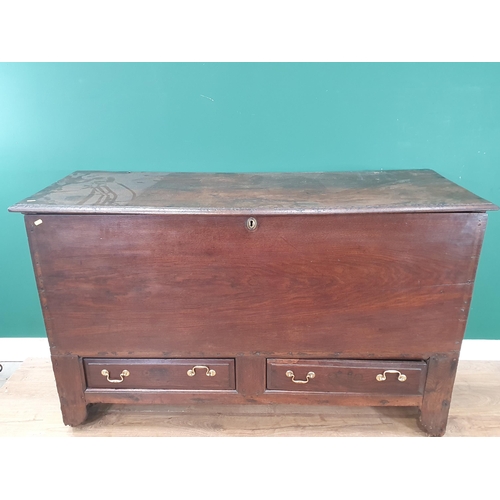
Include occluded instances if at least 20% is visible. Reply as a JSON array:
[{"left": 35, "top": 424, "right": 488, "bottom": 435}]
[{"left": 246, "top": 217, "right": 258, "bottom": 231}]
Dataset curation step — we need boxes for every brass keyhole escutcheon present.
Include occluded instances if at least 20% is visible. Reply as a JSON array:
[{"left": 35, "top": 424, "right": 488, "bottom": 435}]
[{"left": 246, "top": 217, "right": 258, "bottom": 231}]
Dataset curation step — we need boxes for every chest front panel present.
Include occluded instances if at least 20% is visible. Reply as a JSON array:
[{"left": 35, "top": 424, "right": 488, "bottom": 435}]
[{"left": 27, "top": 212, "right": 485, "bottom": 358}]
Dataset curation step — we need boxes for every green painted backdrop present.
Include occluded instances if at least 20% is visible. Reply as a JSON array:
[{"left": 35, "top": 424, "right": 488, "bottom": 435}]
[{"left": 1, "top": 63, "right": 499, "bottom": 339}]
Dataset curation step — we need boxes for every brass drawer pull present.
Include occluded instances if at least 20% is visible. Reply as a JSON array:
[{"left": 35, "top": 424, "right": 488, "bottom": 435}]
[
  {"left": 101, "top": 369, "right": 130, "bottom": 383},
  {"left": 376, "top": 370, "right": 407, "bottom": 382},
  {"left": 187, "top": 366, "right": 216, "bottom": 377},
  {"left": 286, "top": 369, "right": 315, "bottom": 384}
]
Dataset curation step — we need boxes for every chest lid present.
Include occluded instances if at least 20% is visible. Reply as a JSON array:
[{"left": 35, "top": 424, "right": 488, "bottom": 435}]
[{"left": 8, "top": 169, "right": 498, "bottom": 215}]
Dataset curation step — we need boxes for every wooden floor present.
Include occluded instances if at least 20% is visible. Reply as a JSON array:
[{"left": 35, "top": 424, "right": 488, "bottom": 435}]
[
  {"left": 1, "top": 357, "right": 499, "bottom": 437},
  {"left": 0, "top": 362, "right": 22, "bottom": 389}
]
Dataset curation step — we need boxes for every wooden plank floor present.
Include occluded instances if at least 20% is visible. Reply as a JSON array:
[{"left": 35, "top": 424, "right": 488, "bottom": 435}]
[
  {"left": 1, "top": 357, "right": 499, "bottom": 436},
  {"left": 0, "top": 362, "right": 23, "bottom": 389}
]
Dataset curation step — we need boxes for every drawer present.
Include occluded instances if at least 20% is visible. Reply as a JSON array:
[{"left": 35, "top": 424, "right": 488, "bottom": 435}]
[
  {"left": 84, "top": 358, "right": 235, "bottom": 390},
  {"left": 267, "top": 359, "right": 427, "bottom": 395}
]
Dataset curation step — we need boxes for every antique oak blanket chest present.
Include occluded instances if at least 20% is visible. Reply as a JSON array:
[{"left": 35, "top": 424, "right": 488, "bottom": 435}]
[{"left": 9, "top": 170, "right": 498, "bottom": 435}]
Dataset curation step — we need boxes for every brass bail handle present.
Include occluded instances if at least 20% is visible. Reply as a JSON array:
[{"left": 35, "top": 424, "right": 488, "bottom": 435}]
[
  {"left": 286, "top": 369, "right": 315, "bottom": 384},
  {"left": 376, "top": 370, "right": 407, "bottom": 382},
  {"left": 187, "top": 366, "right": 217, "bottom": 377},
  {"left": 101, "top": 369, "right": 130, "bottom": 383}
]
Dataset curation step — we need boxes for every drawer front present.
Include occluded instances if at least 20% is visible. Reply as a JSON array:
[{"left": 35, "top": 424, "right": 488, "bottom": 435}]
[
  {"left": 84, "top": 358, "right": 235, "bottom": 390},
  {"left": 267, "top": 359, "right": 427, "bottom": 395}
]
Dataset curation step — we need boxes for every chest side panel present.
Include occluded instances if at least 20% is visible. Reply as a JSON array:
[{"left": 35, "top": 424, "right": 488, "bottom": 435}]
[{"left": 27, "top": 212, "right": 486, "bottom": 358}]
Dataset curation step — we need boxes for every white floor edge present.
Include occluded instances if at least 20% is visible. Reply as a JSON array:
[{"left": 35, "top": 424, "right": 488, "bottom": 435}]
[{"left": 1, "top": 338, "right": 500, "bottom": 361}]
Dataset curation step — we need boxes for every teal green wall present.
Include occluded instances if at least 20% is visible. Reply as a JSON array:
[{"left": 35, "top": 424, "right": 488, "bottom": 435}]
[{"left": 1, "top": 63, "right": 499, "bottom": 339}]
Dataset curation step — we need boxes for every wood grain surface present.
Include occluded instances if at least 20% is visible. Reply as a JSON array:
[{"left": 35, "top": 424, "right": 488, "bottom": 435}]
[
  {"left": 266, "top": 359, "right": 427, "bottom": 395},
  {"left": 84, "top": 358, "right": 236, "bottom": 390},
  {"left": 27, "top": 212, "right": 485, "bottom": 358},
  {"left": 9, "top": 170, "right": 498, "bottom": 215},
  {"left": 12, "top": 171, "right": 497, "bottom": 434},
  {"left": 1, "top": 357, "right": 499, "bottom": 437}
]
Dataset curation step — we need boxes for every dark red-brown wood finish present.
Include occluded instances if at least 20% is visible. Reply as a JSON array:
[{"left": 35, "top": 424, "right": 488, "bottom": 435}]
[
  {"left": 84, "top": 358, "right": 236, "bottom": 390},
  {"left": 9, "top": 169, "right": 496, "bottom": 215},
  {"left": 9, "top": 170, "right": 498, "bottom": 435}
]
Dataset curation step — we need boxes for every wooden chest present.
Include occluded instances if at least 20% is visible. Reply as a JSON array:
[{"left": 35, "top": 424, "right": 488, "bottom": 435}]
[{"left": 9, "top": 170, "right": 498, "bottom": 436}]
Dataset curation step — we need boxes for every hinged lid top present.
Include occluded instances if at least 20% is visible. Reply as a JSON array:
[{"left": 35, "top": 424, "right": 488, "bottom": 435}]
[{"left": 8, "top": 169, "right": 498, "bottom": 215}]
